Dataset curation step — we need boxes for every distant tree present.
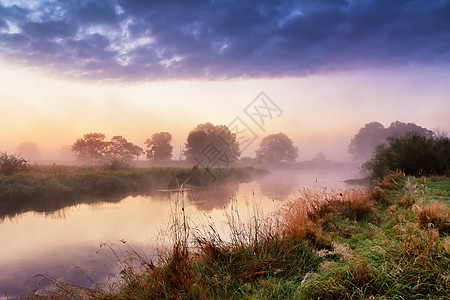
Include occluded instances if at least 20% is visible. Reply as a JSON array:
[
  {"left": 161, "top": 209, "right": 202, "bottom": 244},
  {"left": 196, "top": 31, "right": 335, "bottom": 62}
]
[
  {"left": 349, "top": 121, "right": 433, "bottom": 161},
  {"left": 16, "top": 142, "right": 40, "bottom": 160},
  {"left": 363, "top": 133, "right": 450, "bottom": 180},
  {"left": 71, "top": 133, "right": 143, "bottom": 162},
  {"left": 312, "top": 151, "right": 327, "bottom": 162},
  {"left": 145, "top": 132, "right": 173, "bottom": 161},
  {"left": 105, "top": 136, "right": 144, "bottom": 161},
  {"left": 386, "top": 121, "right": 433, "bottom": 139},
  {"left": 184, "top": 123, "right": 240, "bottom": 163},
  {"left": 255, "top": 132, "right": 298, "bottom": 164},
  {"left": 349, "top": 122, "right": 387, "bottom": 162},
  {"left": 71, "top": 132, "right": 108, "bottom": 161}
]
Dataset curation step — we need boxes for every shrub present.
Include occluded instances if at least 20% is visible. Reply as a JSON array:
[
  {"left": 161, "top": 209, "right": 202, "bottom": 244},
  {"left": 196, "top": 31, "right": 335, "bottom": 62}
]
[
  {"left": 363, "top": 133, "right": 450, "bottom": 180},
  {"left": 0, "top": 152, "right": 28, "bottom": 175},
  {"left": 102, "top": 158, "right": 132, "bottom": 170}
]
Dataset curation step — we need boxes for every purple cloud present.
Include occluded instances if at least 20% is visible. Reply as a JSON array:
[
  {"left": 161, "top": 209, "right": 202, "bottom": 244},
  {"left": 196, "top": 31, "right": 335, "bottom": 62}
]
[{"left": 0, "top": 0, "right": 449, "bottom": 82}]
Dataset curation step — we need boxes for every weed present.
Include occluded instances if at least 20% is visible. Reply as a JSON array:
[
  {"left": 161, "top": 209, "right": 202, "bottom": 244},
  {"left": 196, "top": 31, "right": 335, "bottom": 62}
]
[
  {"left": 0, "top": 152, "right": 28, "bottom": 176},
  {"left": 418, "top": 203, "right": 450, "bottom": 234}
]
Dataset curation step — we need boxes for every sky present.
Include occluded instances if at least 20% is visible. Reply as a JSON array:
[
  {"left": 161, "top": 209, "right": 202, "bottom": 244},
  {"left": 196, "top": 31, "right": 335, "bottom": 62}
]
[{"left": 0, "top": 0, "right": 449, "bottom": 161}]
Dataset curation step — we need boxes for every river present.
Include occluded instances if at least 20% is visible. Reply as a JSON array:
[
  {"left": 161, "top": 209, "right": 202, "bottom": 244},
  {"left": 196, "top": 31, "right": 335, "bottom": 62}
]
[{"left": 0, "top": 167, "right": 360, "bottom": 297}]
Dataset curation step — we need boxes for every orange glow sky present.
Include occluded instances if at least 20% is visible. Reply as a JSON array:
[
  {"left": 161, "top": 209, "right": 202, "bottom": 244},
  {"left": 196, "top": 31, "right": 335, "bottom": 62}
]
[
  {"left": 1, "top": 0, "right": 449, "bottom": 162},
  {"left": 1, "top": 61, "right": 449, "bottom": 161}
]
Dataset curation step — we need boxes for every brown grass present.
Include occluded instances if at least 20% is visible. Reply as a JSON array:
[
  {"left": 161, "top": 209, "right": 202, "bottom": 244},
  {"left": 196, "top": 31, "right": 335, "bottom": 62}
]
[
  {"left": 418, "top": 203, "right": 450, "bottom": 234},
  {"left": 281, "top": 189, "right": 375, "bottom": 248},
  {"left": 378, "top": 171, "right": 405, "bottom": 189}
]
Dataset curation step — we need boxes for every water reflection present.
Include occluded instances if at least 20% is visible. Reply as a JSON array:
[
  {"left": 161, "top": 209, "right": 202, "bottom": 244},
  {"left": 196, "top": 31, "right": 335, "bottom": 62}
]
[
  {"left": 0, "top": 242, "right": 155, "bottom": 298},
  {"left": 258, "top": 171, "right": 300, "bottom": 200},
  {"left": 0, "top": 167, "right": 360, "bottom": 296},
  {"left": 0, "top": 193, "right": 127, "bottom": 223},
  {"left": 256, "top": 167, "right": 360, "bottom": 200}
]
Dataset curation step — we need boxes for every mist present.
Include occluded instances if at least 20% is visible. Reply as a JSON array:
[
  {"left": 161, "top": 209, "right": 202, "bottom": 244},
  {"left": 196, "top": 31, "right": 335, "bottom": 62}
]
[
  {"left": 1, "top": 66, "right": 449, "bottom": 165},
  {"left": 1, "top": 1, "right": 449, "bottom": 298}
]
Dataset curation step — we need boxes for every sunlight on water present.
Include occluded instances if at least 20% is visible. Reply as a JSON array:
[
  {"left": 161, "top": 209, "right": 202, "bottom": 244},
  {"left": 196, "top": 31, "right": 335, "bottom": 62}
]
[{"left": 0, "top": 168, "right": 359, "bottom": 296}]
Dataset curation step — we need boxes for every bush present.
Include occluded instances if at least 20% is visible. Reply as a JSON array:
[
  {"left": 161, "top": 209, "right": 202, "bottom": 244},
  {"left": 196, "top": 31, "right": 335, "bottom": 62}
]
[
  {"left": 363, "top": 133, "right": 450, "bottom": 180},
  {"left": 102, "top": 158, "right": 132, "bottom": 170},
  {"left": 0, "top": 152, "right": 28, "bottom": 175}
]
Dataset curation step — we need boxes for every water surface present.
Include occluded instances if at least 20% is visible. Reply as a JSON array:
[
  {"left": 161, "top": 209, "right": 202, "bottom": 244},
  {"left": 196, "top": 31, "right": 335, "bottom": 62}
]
[{"left": 0, "top": 167, "right": 359, "bottom": 296}]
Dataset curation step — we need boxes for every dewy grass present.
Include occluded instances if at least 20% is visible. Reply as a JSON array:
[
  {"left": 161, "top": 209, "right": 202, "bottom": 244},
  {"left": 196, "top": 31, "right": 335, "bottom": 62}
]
[{"left": 25, "top": 174, "right": 450, "bottom": 299}]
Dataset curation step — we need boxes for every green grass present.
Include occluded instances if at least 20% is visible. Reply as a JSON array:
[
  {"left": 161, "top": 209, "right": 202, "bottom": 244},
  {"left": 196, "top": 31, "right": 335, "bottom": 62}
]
[{"left": 27, "top": 173, "right": 450, "bottom": 299}]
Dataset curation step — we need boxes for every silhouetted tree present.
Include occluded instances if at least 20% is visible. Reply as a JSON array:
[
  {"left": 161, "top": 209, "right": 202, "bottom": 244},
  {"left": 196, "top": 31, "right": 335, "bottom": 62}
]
[
  {"left": 349, "top": 121, "right": 433, "bottom": 161},
  {"left": 255, "top": 132, "right": 298, "bottom": 164},
  {"left": 145, "top": 132, "right": 173, "bottom": 161},
  {"left": 71, "top": 133, "right": 143, "bottom": 162},
  {"left": 71, "top": 132, "right": 108, "bottom": 161},
  {"left": 349, "top": 122, "right": 387, "bottom": 161},
  {"left": 312, "top": 151, "right": 326, "bottom": 162},
  {"left": 363, "top": 132, "right": 450, "bottom": 179},
  {"left": 387, "top": 121, "right": 433, "bottom": 139},
  {"left": 105, "top": 136, "right": 144, "bottom": 161},
  {"left": 184, "top": 123, "right": 240, "bottom": 163}
]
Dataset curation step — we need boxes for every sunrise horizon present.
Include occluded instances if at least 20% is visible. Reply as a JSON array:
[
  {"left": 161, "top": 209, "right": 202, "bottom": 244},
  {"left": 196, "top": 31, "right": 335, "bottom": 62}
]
[{"left": 1, "top": 61, "right": 449, "bottom": 162}]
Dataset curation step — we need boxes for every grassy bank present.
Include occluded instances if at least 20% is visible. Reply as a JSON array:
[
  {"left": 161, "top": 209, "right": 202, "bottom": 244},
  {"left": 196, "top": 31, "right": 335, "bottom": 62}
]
[
  {"left": 0, "top": 166, "right": 267, "bottom": 219},
  {"left": 31, "top": 174, "right": 450, "bottom": 299}
]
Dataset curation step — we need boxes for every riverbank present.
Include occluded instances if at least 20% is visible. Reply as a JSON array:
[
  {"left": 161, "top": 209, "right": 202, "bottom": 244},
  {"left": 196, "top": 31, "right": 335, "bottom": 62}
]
[
  {"left": 32, "top": 173, "right": 449, "bottom": 299},
  {"left": 0, "top": 166, "right": 267, "bottom": 219}
]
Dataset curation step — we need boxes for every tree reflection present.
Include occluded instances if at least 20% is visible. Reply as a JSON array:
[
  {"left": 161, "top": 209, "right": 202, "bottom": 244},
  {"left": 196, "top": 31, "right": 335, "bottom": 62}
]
[
  {"left": 257, "top": 171, "right": 300, "bottom": 200},
  {"left": 187, "top": 182, "right": 238, "bottom": 211},
  {"left": 0, "top": 193, "right": 127, "bottom": 222}
]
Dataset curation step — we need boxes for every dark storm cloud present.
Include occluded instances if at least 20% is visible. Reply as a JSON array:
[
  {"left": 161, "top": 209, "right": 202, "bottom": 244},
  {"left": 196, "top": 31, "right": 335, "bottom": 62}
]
[{"left": 0, "top": 0, "right": 449, "bottom": 81}]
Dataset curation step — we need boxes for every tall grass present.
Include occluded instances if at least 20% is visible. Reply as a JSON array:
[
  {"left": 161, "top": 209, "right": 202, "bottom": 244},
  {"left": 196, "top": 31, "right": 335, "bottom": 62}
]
[
  {"left": 26, "top": 174, "right": 450, "bottom": 299},
  {"left": 0, "top": 152, "right": 28, "bottom": 175}
]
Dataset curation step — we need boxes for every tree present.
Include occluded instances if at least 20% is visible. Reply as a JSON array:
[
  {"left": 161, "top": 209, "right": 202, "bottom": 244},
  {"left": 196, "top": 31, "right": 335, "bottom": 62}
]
[
  {"left": 386, "top": 121, "right": 433, "bottom": 139},
  {"left": 105, "top": 136, "right": 144, "bottom": 161},
  {"left": 71, "top": 133, "right": 143, "bottom": 162},
  {"left": 349, "top": 122, "right": 387, "bottom": 162},
  {"left": 349, "top": 121, "right": 433, "bottom": 161},
  {"left": 312, "top": 151, "right": 326, "bottom": 162},
  {"left": 363, "top": 132, "right": 450, "bottom": 180},
  {"left": 145, "top": 132, "right": 173, "bottom": 161},
  {"left": 183, "top": 123, "right": 240, "bottom": 163},
  {"left": 71, "top": 132, "right": 108, "bottom": 161},
  {"left": 255, "top": 132, "right": 298, "bottom": 164}
]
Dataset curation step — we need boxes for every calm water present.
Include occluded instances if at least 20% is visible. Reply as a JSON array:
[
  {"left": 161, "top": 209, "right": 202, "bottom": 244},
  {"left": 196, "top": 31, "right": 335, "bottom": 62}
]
[{"left": 0, "top": 167, "right": 359, "bottom": 297}]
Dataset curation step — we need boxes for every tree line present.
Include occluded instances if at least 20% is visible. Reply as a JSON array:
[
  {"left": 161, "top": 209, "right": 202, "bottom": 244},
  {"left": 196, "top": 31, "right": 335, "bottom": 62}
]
[
  {"left": 348, "top": 121, "right": 449, "bottom": 179},
  {"left": 71, "top": 132, "right": 174, "bottom": 162},
  {"left": 1, "top": 120, "right": 447, "bottom": 175},
  {"left": 71, "top": 123, "right": 299, "bottom": 165},
  {"left": 71, "top": 119, "right": 448, "bottom": 177}
]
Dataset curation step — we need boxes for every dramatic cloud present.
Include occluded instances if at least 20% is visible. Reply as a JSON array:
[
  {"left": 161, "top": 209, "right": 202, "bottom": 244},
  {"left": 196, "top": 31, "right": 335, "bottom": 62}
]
[{"left": 0, "top": 0, "right": 449, "bottom": 81}]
